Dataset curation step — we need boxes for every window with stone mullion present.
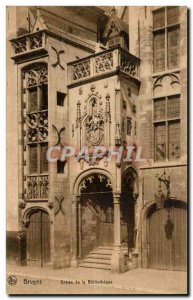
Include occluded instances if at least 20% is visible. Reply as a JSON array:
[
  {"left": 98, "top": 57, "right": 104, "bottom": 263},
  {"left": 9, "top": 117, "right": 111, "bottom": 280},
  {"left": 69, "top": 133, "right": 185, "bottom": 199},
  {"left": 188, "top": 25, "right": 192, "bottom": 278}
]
[
  {"left": 25, "top": 69, "right": 48, "bottom": 175},
  {"left": 154, "top": 95, "right": 180, "bottom": 161}
]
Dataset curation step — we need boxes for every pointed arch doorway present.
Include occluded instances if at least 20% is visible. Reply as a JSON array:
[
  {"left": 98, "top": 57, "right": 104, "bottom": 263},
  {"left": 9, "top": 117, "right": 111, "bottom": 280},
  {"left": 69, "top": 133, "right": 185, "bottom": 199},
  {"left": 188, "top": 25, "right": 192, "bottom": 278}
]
[
  {"left": 26, "top": 209, "right": 51, "bottom": 267},
  {"left": 147, "top": 199, "right": 187, "bottom": 271},
  {"left": 76, "top": 173, "right": 113, "bottom": 259}
]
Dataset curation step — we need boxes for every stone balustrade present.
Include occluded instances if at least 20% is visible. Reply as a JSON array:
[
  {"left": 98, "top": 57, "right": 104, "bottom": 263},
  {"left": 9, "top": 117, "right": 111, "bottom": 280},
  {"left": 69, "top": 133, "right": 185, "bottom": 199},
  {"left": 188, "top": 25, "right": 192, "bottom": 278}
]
[
  {"left": 11, "top": 30, "right": 46, "bottom": 56},
  {"left": 68, "top": 46, "right": 140, "bottom": 84}
]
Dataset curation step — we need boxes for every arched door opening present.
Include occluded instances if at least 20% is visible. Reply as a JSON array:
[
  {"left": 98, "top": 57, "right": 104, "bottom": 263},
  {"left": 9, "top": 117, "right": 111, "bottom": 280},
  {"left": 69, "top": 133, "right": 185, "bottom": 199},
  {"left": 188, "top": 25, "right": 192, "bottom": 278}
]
[
  {"left": 121, "top": 169, "right": 136, "bottom": 253},
  {"left": 26, "top": 209, "right": 50, "bottom": 267},
  {"left": 147, "top": 199, "right": 187, "bottom": 271},
  {"left": 78, "top": 174, "right": 113, "bottom": 259}
]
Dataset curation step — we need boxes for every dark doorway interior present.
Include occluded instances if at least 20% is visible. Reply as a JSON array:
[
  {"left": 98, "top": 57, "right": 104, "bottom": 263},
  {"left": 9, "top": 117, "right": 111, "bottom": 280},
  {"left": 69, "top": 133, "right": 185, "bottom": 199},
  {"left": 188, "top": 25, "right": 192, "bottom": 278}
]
[{"left": 79, "top": 174, "right": 113, "bottom": 259}]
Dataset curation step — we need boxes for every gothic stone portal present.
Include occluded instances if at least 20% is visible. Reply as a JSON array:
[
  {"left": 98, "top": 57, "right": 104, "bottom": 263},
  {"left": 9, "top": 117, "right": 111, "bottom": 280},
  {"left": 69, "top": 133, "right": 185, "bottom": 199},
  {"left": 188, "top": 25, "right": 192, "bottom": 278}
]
[{"left": 79, "top": 174, "right": 113, "bottom": 259}]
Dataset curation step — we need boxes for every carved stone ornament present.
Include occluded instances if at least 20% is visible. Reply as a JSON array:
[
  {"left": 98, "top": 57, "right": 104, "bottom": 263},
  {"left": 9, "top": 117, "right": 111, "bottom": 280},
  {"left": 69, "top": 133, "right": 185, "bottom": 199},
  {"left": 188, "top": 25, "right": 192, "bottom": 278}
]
[
  {"left": 27, "top": 175, "right": 49, "bottom": 200},
  {"left": 105, "top": 94, "right": 111, "bottom": 123},
  {"left": 85, "top": 114, "right": 104, "bottom": 146},
  {"left": 18, "top": 200, "right": 26, "bottom": 209},
  {"left": 115, "top": 122, "right": 121, "bottom": 146},
  {"left": 30, "top": 32, "right": 43, "bottom": 50},
  {"left": 95, "top": 52, "right": 113, "bottom": 74},
  {"left": 73, "top": 59, "right": 90, "bottom": 81},
  {"left": 48, "top": 202, "right": 54, "bottom": 209},
  {"left": 79, "top": 174, "right": 112, "bottom": 193},
  {"left": 25, "top": 64, "right": 48, "bottom": 88},
  {"left": 27, "top": 111, "right": 48, "bottom": 143},
  {"left": 120, "top": 51, "right": 137, "bottom": 76}
]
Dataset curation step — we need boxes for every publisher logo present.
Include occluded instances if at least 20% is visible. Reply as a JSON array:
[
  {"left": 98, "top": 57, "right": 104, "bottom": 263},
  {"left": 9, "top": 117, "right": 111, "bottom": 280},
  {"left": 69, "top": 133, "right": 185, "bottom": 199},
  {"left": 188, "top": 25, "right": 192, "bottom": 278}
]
[{"left": 7, "top": 275, "right": 17, "bottom": 286}]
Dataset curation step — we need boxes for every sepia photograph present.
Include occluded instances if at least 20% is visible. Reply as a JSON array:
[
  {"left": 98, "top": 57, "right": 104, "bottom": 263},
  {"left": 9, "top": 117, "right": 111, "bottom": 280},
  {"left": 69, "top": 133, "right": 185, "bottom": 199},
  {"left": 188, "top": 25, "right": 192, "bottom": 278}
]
[{"left": 6, "top": 5, "right": 188, "bottom": 295}]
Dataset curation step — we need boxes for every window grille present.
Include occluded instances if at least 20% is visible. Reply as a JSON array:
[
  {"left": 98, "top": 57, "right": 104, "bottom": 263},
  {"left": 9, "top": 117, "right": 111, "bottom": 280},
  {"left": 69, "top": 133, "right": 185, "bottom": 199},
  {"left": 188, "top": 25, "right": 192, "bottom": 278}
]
[
  {"left": 40, "top": 144, "right": 48, "bottom": 173},
  {"left": 167, "top": 95, "right": 180, "bottom": 119},
  {"left": 168, "top": 26, "right": 180, "bottom": 69},
  {"left": 29, "top": 144, "right": 38, "bottom": 173},
  {"left": 153, "top": 8, "right": 165, "bottom": 30},
  {"left": 154, "top": 98, "right": 166, "bottom": 120},
  {"left": 167, "top": 6, "right": 179, "bottom": 26},
  {"left": 155, "top": 123, "right": 166, "bottom": 161},
  {"left": 153, "top": 7, "right": 180, "bottom": 72},
  {"left": 168, "top": 121, "right": 180, "bottom": 160}
]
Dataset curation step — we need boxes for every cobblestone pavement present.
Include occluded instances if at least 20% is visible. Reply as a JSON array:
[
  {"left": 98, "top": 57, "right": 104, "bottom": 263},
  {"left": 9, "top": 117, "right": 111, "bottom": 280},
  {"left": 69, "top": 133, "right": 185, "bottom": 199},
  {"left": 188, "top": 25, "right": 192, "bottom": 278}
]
[{"left": 6, "top": 265, "right": 187, "bottom": 295}]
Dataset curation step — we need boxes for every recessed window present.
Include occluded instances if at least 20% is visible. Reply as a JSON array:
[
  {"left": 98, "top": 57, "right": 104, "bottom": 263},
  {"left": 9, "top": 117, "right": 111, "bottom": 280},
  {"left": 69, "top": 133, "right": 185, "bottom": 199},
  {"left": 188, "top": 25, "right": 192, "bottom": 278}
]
[
  {"left": 28, "top": 87, "right": 38, "bottom": 112},
  {"left": 127, "top": 117, "right": 132, "bottom": 135},
  {"left": 29, "top": 144, "right": 38, "bottom": 174},
  {"left": 40, "top": 143, "right": 48, "bottom": 173},
  {"left": 40, "top": 84, "right": 48, "bottom": 110},
  {"left": 57, "top": 160, "right": 65, "bottom": 174},
  {"left": 57, "top": 92, "right": 66, "bottom": 106}
]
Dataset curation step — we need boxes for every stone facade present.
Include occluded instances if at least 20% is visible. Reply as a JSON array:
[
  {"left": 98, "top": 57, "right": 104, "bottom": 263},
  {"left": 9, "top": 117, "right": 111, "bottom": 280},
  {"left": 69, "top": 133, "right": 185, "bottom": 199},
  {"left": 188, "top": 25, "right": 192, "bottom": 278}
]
[{"left": 7, "top": 6, "right": 187, "bottom": 273}]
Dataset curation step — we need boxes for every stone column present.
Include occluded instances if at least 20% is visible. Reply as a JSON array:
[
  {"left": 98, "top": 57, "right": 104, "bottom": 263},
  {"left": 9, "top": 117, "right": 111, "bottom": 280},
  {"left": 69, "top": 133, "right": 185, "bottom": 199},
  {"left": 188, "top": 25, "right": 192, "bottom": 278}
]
[
  {"left": 71, "top": 194, "right": 79, "bottom": 267},
  {"left": 111, "top": 192, "right": 127, "bottom": 273}
]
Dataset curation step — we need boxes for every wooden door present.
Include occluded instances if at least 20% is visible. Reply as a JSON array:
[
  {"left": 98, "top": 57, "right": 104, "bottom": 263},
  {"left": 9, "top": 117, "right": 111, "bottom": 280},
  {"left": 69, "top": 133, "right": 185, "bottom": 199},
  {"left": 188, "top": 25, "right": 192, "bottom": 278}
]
[
  {"left": 148, "top": 201, "right": 187, "bottom": 271},
  {"left": 27, "top": 210, "right": 50, "bottom": 267}
]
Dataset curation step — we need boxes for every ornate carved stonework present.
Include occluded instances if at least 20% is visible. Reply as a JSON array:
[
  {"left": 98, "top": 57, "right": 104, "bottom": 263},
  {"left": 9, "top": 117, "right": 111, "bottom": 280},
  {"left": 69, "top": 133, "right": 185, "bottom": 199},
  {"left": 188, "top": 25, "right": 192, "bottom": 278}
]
[
  {"left": 27, "top": 176, "right": 39, "bottom": 199},
  {"left": 85, "top": 113, "right": 104, "bottom": 146},
  {"left": 12, "top": 37, "right": 27, "bottom": 54},
  {"left": 72, "top": 59, "right": 90, "bottom": 80},
  {"left": 29, "top": 32, "right": 43, "bottom": 50},
  {"left": 115, "top": 122, "right": 121, "bottom": 146},
  {"left": 105, "top": 94, "right": 111, "bottom": 123},
  {"left": 107, "top": 21, "right": 120, "bottom": 38},
  {"left": 27, "top": 111, "right": 48, "bottom": 143},
  {"left": 76, "top": 101, "right": 82, "bottom": 129},
  {"left": 95, "top": 52, "right": 113, "bottom": 74},
  {"left": 18, "top": 201, "right": 26, "bottom": 209},
  {"left": 26, "top": 175, "right": 49, "bottom": 200},
  {"left": 25, "top": 64, "right": 48, "bottom": 87},
  {"left": 79, "top": 174, "right": 112, "bottom": 193},
  {"left": 120, "top": 51, "right": 138, "bottom": 76},
  {"left": 12, "top": 32, "right": 43, "bottom": 55}
]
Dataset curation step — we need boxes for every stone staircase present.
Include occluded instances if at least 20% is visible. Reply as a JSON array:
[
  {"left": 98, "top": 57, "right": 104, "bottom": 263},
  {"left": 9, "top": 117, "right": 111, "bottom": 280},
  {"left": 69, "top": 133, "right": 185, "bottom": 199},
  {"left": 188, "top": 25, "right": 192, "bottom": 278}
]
[
  {"left": 79, "top": 246, "right": 113, "bottom": 270},
  {"left": 79, "top": 246, "right": 130, "bottom": 271}
]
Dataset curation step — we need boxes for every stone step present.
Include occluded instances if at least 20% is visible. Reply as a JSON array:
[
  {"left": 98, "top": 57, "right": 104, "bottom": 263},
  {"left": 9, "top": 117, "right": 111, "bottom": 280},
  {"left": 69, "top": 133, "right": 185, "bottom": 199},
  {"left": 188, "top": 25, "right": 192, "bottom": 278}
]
[
  {"left": 87, "top": 253, "right": 111, "bottom": 260},
  {"left": 98, "top": 246, "right": 113, "bottom": 250},
  {"left": 90, "top": 249, "right": 113, "bottom": 255},
  {"left": 79, "top": 262, "right": 111, "bottom": 270},
  {"left": 83, "top": 258, "right": 111, "bottom": 264}
]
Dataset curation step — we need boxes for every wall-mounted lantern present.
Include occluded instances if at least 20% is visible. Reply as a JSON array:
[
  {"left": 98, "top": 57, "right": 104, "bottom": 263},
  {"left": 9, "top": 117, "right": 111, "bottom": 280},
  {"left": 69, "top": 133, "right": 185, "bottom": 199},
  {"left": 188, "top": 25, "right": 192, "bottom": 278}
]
[{"left": 154, "top": 169, "right": 170, "bottom": 209}]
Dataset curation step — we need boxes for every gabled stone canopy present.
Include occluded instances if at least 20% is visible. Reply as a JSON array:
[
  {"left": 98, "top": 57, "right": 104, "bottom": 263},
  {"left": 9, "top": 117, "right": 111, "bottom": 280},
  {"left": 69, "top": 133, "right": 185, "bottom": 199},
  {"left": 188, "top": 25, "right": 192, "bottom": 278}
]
[{"left": 103, "top": 12, "right": 129, "bottom": 40}]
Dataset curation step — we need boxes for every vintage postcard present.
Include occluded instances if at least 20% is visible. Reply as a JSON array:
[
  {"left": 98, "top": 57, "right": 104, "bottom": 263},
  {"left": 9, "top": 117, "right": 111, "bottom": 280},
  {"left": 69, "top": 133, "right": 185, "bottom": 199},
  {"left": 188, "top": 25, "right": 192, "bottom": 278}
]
[{"left": 6, "top": 6, "right": 188, "bottom": 295}]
